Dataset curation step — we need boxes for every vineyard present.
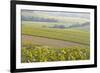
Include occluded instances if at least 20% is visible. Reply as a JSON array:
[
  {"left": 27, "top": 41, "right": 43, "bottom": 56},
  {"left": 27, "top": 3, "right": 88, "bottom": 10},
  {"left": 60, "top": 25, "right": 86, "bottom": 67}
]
[
  {"left": 21, "top": 22, "right": 90, "bottom": 63},
  {"left": 21, "top": 45, "right": 90, "bottom": 63},
  {"left": 21, "top": 10, "right": 90, "bottom": 63}
]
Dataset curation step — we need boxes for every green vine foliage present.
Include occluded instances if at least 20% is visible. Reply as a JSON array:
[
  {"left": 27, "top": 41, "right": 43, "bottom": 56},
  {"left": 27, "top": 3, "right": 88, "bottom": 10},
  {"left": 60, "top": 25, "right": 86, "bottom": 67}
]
[{"left": 21, "top": 45, "right": 90, "bottom": 63}]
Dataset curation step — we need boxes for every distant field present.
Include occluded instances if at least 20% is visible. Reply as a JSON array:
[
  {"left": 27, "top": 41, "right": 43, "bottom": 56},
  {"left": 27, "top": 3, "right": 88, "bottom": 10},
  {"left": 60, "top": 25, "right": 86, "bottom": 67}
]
[{"left": 22, "top": 21, "right": 90, "bottom": 45}]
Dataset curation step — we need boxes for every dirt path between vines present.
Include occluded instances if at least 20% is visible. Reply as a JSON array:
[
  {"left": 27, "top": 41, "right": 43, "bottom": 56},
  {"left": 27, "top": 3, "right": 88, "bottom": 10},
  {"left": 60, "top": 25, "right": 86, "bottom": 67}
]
[{"left": 22, "top": 35, "right": 85, "bottom": 48}]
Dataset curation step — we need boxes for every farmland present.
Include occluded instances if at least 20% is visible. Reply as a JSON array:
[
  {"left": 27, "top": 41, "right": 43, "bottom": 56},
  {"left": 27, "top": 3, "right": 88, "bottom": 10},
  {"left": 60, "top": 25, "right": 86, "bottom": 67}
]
[
  {"left": 22, "top": 21, "right": 90, "bottom": 45},
  {"left": 21, "top": 10, "right": 90, "bottom": 63}
]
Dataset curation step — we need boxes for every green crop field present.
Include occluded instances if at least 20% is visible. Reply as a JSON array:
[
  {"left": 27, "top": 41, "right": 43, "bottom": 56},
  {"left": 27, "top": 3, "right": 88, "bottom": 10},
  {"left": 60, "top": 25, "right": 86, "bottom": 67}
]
[{"left": 22, "top": 22, "right": 90, "bottom": 45}]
